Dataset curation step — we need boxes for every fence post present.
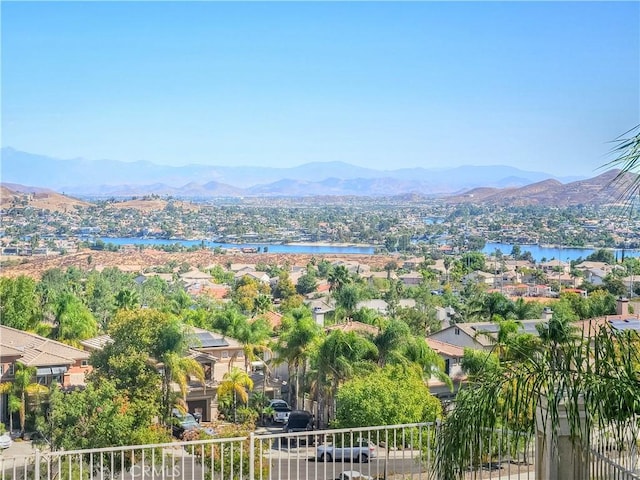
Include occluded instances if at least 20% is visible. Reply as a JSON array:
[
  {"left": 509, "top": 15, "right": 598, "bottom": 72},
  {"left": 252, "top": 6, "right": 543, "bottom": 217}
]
[
  {"left": 535, "top": 395, "right": 588, "bottom": 480},
  {"left": 249, "top": 432, "right": 255, "bottom": 480},
  {"left": 34, "top": 448, "right": 41, "bottom": 480}
]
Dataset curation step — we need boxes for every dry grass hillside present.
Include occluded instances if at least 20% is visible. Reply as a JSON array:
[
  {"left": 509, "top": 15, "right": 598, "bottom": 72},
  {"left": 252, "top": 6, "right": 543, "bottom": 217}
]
[
  {"left": 446, "top": 169, "right": 637, "bottom": 207},
  {"left": 1, "top": 184, "right": 91, "bottom": 212},
  {"left": 106, "top": 198, "right": 200, "bottom": 212},
  {"left": 0, "top": 248, "right": 396, "bottom": 280}
]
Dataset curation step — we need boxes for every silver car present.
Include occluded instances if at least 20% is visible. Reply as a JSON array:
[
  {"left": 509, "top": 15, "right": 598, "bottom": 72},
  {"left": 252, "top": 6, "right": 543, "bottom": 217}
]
[{"left": 0, "top": 433, "right": 12, "bottom": 449}]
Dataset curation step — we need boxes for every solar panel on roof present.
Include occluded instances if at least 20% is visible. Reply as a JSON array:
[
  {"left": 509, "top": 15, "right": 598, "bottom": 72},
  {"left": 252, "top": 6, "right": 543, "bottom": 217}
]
[
  {"left": 609, "top": 320, "right": 640, "bottom": 332},
  {"left": 193, "top": 332, "right": 229, "bottom": 348}
]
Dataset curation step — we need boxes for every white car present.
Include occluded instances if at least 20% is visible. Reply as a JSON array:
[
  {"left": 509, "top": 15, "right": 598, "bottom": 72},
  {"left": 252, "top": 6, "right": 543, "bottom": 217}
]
[
  {"left": 335, "top": 471, "right": 373, "bottom": 480},
  {"left": 0, "top": 433, "right": 12, "bottom": 449}
]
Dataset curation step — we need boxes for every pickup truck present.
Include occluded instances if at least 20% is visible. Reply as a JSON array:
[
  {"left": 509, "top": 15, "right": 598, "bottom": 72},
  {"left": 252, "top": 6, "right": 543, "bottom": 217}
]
[
  {"left": 269, "top": 399, "right": 291, "bottom": 424},
  {"left": 316, "top": 440, "right": 377, "bottom": 463}
]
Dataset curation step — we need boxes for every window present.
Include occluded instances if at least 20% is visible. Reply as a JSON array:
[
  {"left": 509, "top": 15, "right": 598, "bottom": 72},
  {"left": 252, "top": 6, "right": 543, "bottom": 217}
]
[
  {"left": 0, "top": 365, "right": 3, "bottom": 376},
  {"left": 81, "top": 360, "right": 88, "bottom": 367},
  {"left": 454, "top": 327, "right": 460, "bottom": 335},
  {"left": 221, "top": 351, "right": 229, "bottom": 359},
  {"left": 7, "top": 363, "right": 14, "bottom": 375}
]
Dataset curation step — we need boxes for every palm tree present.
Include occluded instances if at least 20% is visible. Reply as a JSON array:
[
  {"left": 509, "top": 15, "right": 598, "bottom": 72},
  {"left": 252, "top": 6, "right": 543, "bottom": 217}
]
[
  {"left": 372, "top": 320, "right": 412, "bottom": 368},
  {"left": 328, "top": 265, "right": 350, "bottom": 294},
  {"left": 114, "top": 288, "right": 139, "bottom": 310},
  {"left": 154, "top": 319, "right": 205, "bottom": 422},
  {"left": 234, "top": 317, "right": 271, "bottom": 373},
  {"left": 4, "top": 363, "right": 48, "bottom": 435},
  {"left": 218, "top": 367, "right": 254, "bottom": 423},
  {"left": 273, "top": 310, "right": 321, "bottom": 408},
  {"left": 603, "top": 124, "right": 640, "bottom": 199},
  {"left": 312, "top": 330, "right": 377, "bottom": 427}
]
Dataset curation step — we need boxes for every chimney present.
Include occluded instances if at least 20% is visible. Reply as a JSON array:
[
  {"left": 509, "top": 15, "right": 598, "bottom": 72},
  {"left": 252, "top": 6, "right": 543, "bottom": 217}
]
[
  {"left": 617, "top": 297, "right": 629, "bottom": 316},
  {"left": 541, "top": 307, "right": 553, "bottom": 321}
]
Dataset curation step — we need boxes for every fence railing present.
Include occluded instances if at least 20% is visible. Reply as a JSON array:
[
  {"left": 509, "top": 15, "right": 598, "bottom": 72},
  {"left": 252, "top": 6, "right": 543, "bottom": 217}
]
[
  {"left": 589, "top": 425, "right": 640, "bottom": 480},
  {"left": 1, "top": 422, "right": 535, "bottom": 480}
]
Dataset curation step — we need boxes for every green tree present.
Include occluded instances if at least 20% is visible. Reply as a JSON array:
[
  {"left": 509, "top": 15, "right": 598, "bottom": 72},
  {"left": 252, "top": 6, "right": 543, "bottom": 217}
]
[
  {"left": 46, "top": 380, "right": 170, "bottom": 450},
  {"left": 333, "top": 365, "right": 442, "bottom": 428},
  {"left": 0, "top": 276, "right": 41, "bottom": 330},
  {"left": 54, "top": 293, "right": 98, "bottom": 343},
  {"left": 272, "top": 271, "right": 297, "bottom": 300},
  {"left": 114, "top": 288, "right": 140, "bottom": 311},
  {"left": 0, "top": 363, "right": 47, "bottom": 434},
  {"left": 218, "top": 367, "right": 254, "bottom": 423},
  {"left": 274, "top": 309, "right": 321, "bottom": 407},
  {"left": 296, "top": 271, "right": 318, "bottom": 295},
  {"left": 312, "top": 330, "right": 377, "bottom": 427},
  {"left": 153, "top": 318, "right": 205, "bottom": 422},
  {"left": 328, "top": 265, "right": 351, "bottom": 294},
  {"left": 334, "top": 283, "right": 360, "bottom": 320}
]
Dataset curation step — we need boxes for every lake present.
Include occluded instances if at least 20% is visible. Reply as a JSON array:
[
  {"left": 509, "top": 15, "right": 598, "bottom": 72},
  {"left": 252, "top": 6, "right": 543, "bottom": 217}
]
[
  {"left": 98, "top": 237, "right": 375, "bottom": 255},
  {"left": 483, "top": 242, "right": 640, "bottom": 263}
]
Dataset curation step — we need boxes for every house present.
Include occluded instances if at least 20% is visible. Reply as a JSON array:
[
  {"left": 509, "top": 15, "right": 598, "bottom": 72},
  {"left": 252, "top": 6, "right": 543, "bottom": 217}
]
[
  {"left": 356, "top": 299, "right": 390, "bottom": 315},
  {"left": 324, "top": 320, "right": 380, "bottom": 337},
  {"left": 427, "top": 319, "right": 548, "bottom": 352},
  {"left": 538, "top": 260, "right": 570, "bottom": 275},
  {"left": 462, "top": 271, "right": 494, "bottom": 286},
  {"left": 365, "top": 271, "right": 397, "bottom": 285},
  {"left": 1, "top": 325, "right": 92, "bottom": 426},
  {"left": 180, "top": 269, "right": 214, "bottom": 283},
  {"left": 81, "top": 327, "right": 247, "bottom": 422},
  {"left": 399, "top": 272, "right": 422, "bottom": 287},
  {"left": 234, "top": 268, "right": 270, "bottom": 284},
  {"left": 425, "top": 338, "right": 466, "bottom": 400},
  {"left": 582, "top": 268, "right": 608, "bottom": 286}
]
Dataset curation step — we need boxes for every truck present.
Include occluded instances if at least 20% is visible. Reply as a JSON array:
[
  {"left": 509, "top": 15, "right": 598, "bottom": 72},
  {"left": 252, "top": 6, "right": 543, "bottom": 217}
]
[
  {"left": 269, "top": 399, "right": 291, "bottom": 424},
  {"left": 316, "top": 440, "right": 377, "bottom": 463}
]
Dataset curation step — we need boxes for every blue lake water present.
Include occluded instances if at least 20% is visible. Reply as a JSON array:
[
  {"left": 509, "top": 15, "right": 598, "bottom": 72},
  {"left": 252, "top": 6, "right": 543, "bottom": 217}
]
[
  {"left": 483, "top": 242, "right": 640, "bottom": 263},
  {"left": 98, "top": 237, "right": 375, "bottom": 255}
]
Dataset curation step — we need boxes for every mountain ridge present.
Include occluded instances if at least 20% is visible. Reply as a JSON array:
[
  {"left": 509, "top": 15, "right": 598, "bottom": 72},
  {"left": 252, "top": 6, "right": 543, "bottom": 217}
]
[{"left": 1, "top": 147, "right": 582, "bottom": 196}]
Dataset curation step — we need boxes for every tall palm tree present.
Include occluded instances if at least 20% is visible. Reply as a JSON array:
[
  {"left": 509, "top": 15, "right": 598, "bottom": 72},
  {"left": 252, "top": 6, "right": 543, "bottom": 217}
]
[
  {"left": 273, "top": 310, "right": 321, "bottom": 407},
  {"left": 218, "top": 367, "right": 254, "bottom": 423},
  {"left": 154, "top": 319, "right": 205, "bottom": 422}
]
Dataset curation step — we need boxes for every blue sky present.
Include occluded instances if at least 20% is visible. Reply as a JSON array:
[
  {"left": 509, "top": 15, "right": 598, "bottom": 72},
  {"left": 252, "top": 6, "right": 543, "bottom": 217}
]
[{"left": 2, "top": 1, "right": 638, "bottom": 177}]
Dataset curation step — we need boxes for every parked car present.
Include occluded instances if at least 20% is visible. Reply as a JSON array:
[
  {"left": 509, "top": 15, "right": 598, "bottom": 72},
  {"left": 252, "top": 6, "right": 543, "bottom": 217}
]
[
  {"left": 269, "top": 399, "right": 291, "bottom": 424},
  {"left": 334, "top": 470, "right": 373, "bottom": 480},
  {"left": 282, "top": 410, "right": 314, "bottom": 434},
  {"left": 0, "top": 433, "right": 12, "bottom": 449},
  {"left": 317, "top": 439, "right": 377, "bottom": 463},
  {"left": 171, "top": 409, "right": 214, "bottom": 439}
]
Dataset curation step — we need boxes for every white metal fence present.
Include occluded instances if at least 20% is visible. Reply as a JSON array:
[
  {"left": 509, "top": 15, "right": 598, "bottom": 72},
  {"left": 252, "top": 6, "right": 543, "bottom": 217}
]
[
  {"left": 589, "top": 425, "right": 640, "bottom": 480},
  {"left": 0, "top": 422, "right": 532, "bottom": 480}
]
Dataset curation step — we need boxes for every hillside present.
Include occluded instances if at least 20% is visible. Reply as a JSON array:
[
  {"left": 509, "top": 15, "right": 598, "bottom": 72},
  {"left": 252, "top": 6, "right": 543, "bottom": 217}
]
[
  {"left": 446, "top": 170, "right": 636, "bottom": 207},
  {"left": 0, "top": 184, "right": 91, "bottom": 212}
]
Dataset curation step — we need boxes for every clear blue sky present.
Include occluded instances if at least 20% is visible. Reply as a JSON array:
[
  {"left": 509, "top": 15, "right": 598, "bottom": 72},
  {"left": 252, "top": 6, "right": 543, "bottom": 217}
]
[{"left": 2, "top": 1, "right": 638, "bottom": 177}]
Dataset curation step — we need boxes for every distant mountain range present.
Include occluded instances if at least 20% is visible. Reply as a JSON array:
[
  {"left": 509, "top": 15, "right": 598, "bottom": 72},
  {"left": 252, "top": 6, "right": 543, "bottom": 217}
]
[{"left": 1, "top": 147, "right": 584, "bottom": 197}]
